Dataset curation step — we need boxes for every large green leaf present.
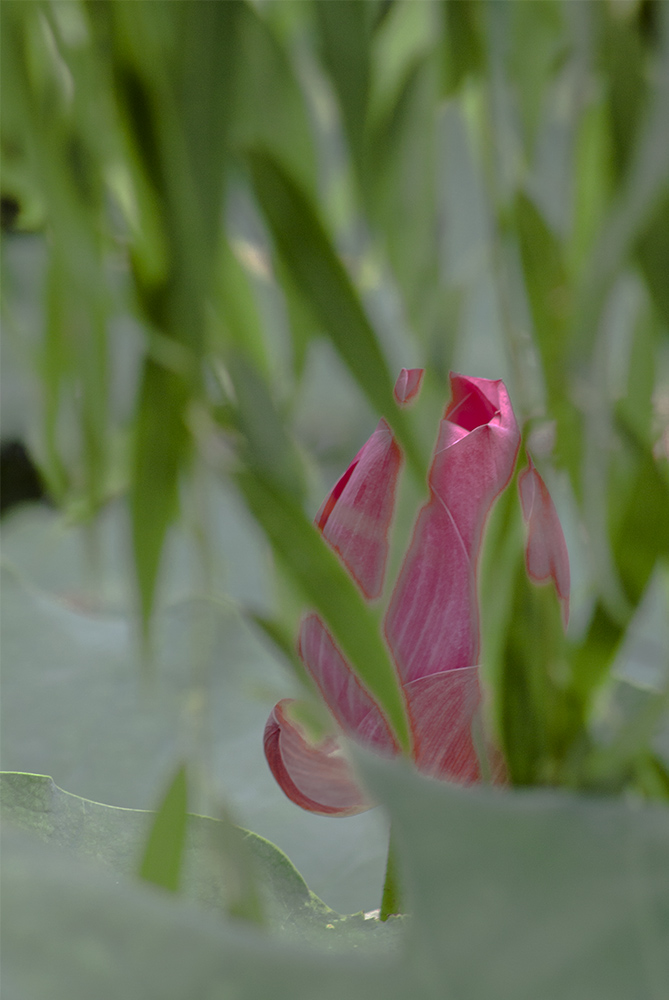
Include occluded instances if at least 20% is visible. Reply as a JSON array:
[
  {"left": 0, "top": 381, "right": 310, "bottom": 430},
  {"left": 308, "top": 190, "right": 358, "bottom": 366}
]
[
  {"left": 1, "top": 771, "right": 385, "bottom": 938},
  {"left": 4, "top": 758, "right": 669, "bottom": 1000},
  {"left": 0, "top": 524, "right": 388, "bottom": 915},
  {"left": 1, "top": 825, "right": 404, "bottom": 1000},
  {"left": 361, "top": 752, "right": 669, "bottom": 1000}
]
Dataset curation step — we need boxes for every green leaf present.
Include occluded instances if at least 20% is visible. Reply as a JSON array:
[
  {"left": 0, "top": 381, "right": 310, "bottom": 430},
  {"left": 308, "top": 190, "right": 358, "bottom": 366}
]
[
  {"left": 570, "top": 601, "right": 626, "bottom": 705},
  {"left": 361, "top": 751, "right": 669, "bottom": 1000},
  {"left": 601, "top": 0, "right": 648, "bottom": 181},
  {"left": 610, "top": 416, "right": 669, "bottom": 607},
  {"left": 235, "top": 469, "right": 411, "bottom": 754},
  {"left": 230, "top": 2, "right": 316, "bottom": 192},
  {"left": 637, "top": 193, "right": 669, "bottom": 330},
  {"left": 138, "top": 764, "right": 188, "bottom": 893},
  {"left": 247, "top": 150, "right": 423, "bottom": 477},
  {"left": 496, "top": 557, "right": 585, "bottom": 786},
  {"left": 582, "top": 679, "right": 669, "bottom": 796},
  {"left": 1, "top": 772, "right": 339, "bottom": 934},
  {"left": 2, "top": 824, "right": 406, "bottom": 1000},
  {"left": 213, "top": 237, "right": 271, "bottom": 378},
  {"left": 515, "top": 192, "right": 570, "bottom": 406},
  {"left": 0, "top": 550, "right": 388, "bottom": 915},
  {"left": 177, "top": 0, "right": 241, "bottom": 254},
  {"left": 314, "top": 0, "right": 372, "bottom": 179},
  {"left": 442, "top": 0, "right": 484, "bottom": 95},
  {"left": 227, "top": 352, "right": 306, "bottom": 502},
  {"left": 130, "top": 360, "right": 189, "bottom": 636},
  {"left": 571, "top": 0, "right": 669, "bottom": 364}
]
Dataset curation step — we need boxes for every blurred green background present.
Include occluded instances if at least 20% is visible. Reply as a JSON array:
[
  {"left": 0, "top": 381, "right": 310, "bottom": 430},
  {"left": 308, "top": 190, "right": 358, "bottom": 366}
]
[{"left": 1, "top": 1, "right": 669, "bottom": 996}]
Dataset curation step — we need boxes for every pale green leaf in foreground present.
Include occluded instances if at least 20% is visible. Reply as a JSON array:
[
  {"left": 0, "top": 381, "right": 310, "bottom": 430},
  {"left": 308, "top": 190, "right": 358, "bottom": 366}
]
[
  {"left": 360, "top": 752, "right": 669, "bottom": 1000},
  {"left": 3, "top": 762, "right": 669, "bottom": 1000},
  {"left": 1, "top": 824, "right": 401, "bottom": 1000},
  {"left": 0, "top": 771, "right": 394, "bottom": 946}
]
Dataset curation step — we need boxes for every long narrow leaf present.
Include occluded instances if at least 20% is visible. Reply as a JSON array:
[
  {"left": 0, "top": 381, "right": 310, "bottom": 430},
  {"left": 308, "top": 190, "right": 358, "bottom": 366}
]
[
  {"left": 139, "top": 764, "right": 188, "bottom": 893},
  {"left": 247, "top": 150, "right": 424, "bottom": 478}
]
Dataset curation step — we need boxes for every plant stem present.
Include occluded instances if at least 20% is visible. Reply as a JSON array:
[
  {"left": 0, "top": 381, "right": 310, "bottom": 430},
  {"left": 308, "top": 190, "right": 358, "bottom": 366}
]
[{"left": 379, "top": 827, "right": 402, "bottom": 921}]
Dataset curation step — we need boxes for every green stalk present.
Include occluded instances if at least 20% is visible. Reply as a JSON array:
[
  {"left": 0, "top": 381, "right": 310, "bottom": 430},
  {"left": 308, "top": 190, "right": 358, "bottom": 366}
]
[{"left": 379, "top": 828, "right": 402, "bottom": 921}]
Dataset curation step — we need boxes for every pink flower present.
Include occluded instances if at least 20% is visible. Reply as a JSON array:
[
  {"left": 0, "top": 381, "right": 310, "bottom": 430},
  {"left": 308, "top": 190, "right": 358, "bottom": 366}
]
[{"left": 264, "top": 371, "right": 570, "bottom": 815}]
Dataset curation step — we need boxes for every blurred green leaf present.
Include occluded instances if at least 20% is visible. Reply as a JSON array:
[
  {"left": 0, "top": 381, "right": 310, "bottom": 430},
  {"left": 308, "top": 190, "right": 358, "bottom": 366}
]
[
  {"left": 637, "top": 193, "right": 669, "bottom": 330},
  {"left": 6, "top": 758, "right": 669, "bottom": 999},
  {"left": 139, "top": 763, "right": 188, "bottom": 893},
  {"left": 515, "top": 192, "right": 570, "bottom": 405},
  {"left": 130, "top": 360, "right": 189, "bottom": 635},
  {"left": 247, "top": 150, "right": 423, "bottom": 476},
  {"left": 362, "top": 751, "right": 669, "bottom": 1000},
  {"left": 497, "top": 557, "right": 584, "bottom": 786},
  {"left": 314, "top": 0, "right": 372, "bottom": 180},
  {"left": 441, "top": 0, "right": 484, "bottom": 96},
  {"left": 367, "top": 55, "right": 440, "bottom": 338},
  {"left": 2, "top": 823, "right": 405, "bottom": 1000},
  {"left": 0, "top": 548, "right": 387, "bottom": 914},
  {"left": 213, "top": 238, "right": 270, "bottom": 378},
  {"left": 610, "top": 416, "right": 669, "bottom": 606},
  {"left": 230, "top": 2, "right": 316, "bottom": 193},
  {"left": 600, "top": 0, "right": 648, "bottom": 181},
  {"left": 0, "top": 772, "right": 370, "bottom": 936},
  {"left": 571, "top": 0, "right": 669, "bottom": 364},
  {"left": 227, "top": 352, "right": 306, "bottom": 502},
  {"left": 506, "top": 0, "right": 567, "bottom": 152},
  {"left": 581, "top": 680, "right": 669, "bottom": 796}
]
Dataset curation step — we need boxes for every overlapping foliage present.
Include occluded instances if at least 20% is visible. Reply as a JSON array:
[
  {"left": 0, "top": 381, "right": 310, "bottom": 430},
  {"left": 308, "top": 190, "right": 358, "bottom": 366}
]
[{"left": 2, "top": 1, "right": 668, "bottom": 997}]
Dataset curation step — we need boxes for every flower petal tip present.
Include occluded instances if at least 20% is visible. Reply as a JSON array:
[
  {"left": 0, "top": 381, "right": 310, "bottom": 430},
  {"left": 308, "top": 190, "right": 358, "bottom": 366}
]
[
  {"left": 393, "top": 368, "right": 424, "bottom": 407},
  {"left": 519, "top": 457, "right": 571, "bottom": 628}
]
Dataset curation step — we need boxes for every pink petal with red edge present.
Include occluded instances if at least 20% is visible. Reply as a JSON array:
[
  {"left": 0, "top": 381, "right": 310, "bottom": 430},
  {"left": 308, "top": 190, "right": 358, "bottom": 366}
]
[
  {"left": 394, "top": 368, "right": 425, "bottom": 406},
  {"left": 405, "top": 666, "right": 507, "bottom": 784},
  {"left": 519, "top": 455, "right": 571, "bottom": 628},
  {"left": 316, "top": 419, "right": 402, "bottom": 600},
  {"left": 385, "top": 374, "right": 520, "bottom": 684},
  {"left": 263, "top": 700, "right": 371, "bottom": 816},
  {"left": 298, "top": 614, "right": 399, "bottom": 753}
]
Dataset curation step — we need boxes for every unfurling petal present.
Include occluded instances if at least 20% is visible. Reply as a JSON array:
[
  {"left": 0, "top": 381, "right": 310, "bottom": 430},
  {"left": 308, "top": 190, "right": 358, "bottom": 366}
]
[
  {"left": 299, "top": 614, "right": 399, "bottom": 752},
  {"left": 316, "top": 420, "right": 402, "bottom": 600},
  {"left": 519, "top": 455, "right": 570, "bottom": 627},
  {"left": 385, "top": 374, "right": 521, "bottom": 685},
  {"left": 394, "top": 368, "right": 425, "bottom": 406},
  {"left": 263, "top": 700, "right": 371, "bottom": 816}
]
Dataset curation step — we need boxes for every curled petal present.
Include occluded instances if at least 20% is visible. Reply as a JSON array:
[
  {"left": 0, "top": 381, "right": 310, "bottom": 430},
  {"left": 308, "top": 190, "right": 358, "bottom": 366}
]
[
  {"left": 263, "top": 700, "right": 372, "bottom": 816},
  {"left": 316, "top": 420, "right": 402, "bottom": 600},
  {"left": 299, "top": 614, "right": 399, "bottom": 753},
  {"left": 519, "top": 455, "right": 570, "bottom": 627},
  {"left": 394, "top": 368, "right": 424, "bottom": 406},
  {"left": 386, "top": 374, "right": 521, "bottom": 684}
]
